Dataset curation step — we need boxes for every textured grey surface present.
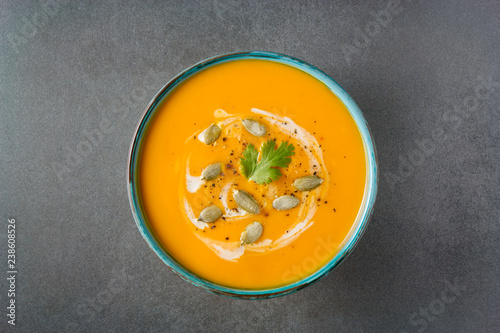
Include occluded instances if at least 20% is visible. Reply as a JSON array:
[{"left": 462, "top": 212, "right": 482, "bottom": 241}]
[{"left": 1, "top": 0, "right": 499, "bottom": 332}]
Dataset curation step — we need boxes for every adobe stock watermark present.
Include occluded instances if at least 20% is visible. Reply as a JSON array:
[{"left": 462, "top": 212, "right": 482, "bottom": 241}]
[
  {"left": 281, "top": 234, "right": 338, "bottom": 283},
  {"left": 400, "top": 277, "right": 466, "bottom": 332},
  {"left": 385, "top": 73, "right": 500, "bottom": 192},
  {"left": 342, "top": 0, "right": 409, "bottom": 64},
  {"left": 6, "top": 0, "right": 66, "bottom": 54},
  {"left": 51, "top": 69, "right": 164, "bottom": 183},
  {"left": 63, "top": 267, "right": 135, "bottom": 331}
]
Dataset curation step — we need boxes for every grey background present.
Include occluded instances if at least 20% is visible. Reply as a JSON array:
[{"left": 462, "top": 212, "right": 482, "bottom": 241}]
[{"left": 1, "top": 0, "right": 499, "bottom": 332}]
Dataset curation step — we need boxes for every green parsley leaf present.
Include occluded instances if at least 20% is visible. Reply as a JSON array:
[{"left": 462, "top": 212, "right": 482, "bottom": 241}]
[{"left": 239, "top": 140, "right": 295, "bottom": 184}]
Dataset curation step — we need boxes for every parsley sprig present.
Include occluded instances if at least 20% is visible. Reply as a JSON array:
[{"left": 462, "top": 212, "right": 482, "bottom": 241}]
[{"left": 239, "top": 140, "right": 295, "bottom": 184}]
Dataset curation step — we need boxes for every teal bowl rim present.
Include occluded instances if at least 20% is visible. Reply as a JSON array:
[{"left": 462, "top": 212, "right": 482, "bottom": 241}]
[{"left": 127, "top": 51, "right": 378, "bottom": 299}]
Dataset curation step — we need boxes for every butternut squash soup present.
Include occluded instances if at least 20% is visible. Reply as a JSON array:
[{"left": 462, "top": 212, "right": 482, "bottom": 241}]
[{"left": 132, "top": 53, "right": 374, "bottom": 292}]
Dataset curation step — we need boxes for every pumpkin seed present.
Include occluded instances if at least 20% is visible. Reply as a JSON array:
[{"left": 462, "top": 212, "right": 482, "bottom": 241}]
[
  {"left": 272, "top": 195, "right": 300, "bottom": 210},
  {"left": 242, "top": 119, "right": 267, "bottom": 137},
  {"left": 240, "top": 222, "right": 263, "bottom": 244},
  {"left": 294, "top": 175, "right": 324, "bottom": 191},
  {"left": 200, "top": 163, "right": 221, "bottom": 181},
  {"left": 198, "top": 123, "right": 221, "bottom": 145},
  {"left": 233, "top": 190, "right": 260, "bottom": 214},
  {"left": 197, "top": 205, "right": 222, "bottom": 223}
]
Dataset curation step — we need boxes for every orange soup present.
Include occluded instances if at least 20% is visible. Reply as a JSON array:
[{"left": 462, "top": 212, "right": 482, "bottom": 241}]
[{"left": 138, "top": 59, "right": 366, "bottom": 290}]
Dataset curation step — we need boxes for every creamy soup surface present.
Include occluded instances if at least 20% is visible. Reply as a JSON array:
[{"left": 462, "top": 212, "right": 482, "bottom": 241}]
[{"left": 139, "top": 59, "right": 366, "bottom": 289}]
